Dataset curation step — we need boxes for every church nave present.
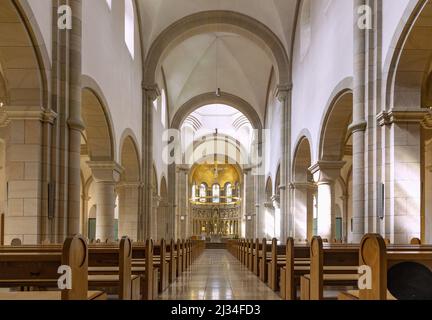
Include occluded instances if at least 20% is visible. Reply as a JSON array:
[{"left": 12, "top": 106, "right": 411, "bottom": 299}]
[{"left": 159, "top": 250, "right": 281, "bottom": 301}]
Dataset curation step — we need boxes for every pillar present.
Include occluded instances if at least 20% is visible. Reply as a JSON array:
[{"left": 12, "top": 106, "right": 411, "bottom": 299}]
[
  {"left": 378, "top": 111, "right": 427, "bottom": 243},
  {"left": 292, "top": 182, "right": 315, "bottom": 242},
  {"left": 275, "top": 85, "right": 293, "bottom": 240},
  {"left": 244, "top": 167, "right": 255, "bottom": 238},
  {"left": 350, "top": 0, "right": 368, "bottom": 243},
  {"left": 142, "top": 85, "right": 160, "bottom": 240},
  {"left": 81, "top": 194, "right": 90, "bottom": 239},
  {"left": 117, "top": 182, "right": 140, "bottom": 241},
  {"left": 88, "top": 161, "right": 123, "bottom": 242},
  {"left": 310, "top": 161, "right": 345, "bottom": 241},
  {"left": 3, "top": 109, "right": 54, "bottom": 244},
  {"left": 176, "top": 166, "right": 188, "bottom": 239}
]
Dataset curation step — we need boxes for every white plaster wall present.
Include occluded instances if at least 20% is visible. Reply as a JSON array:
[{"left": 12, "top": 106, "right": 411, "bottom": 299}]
[
  {"left": 291, "top": 0, "right": 354, "bottom": 163},
  {"left": 264, "top": 72, "right": 282, "bottom": 191},
  {"left": 382, "top": 0, "right": 412, "bottom": 69},
  {"left": 82, "top": 0, "right": 143, "bottom": 163},
  {"left": 26, "top": 0, "right": 52, "bottom": 63}
]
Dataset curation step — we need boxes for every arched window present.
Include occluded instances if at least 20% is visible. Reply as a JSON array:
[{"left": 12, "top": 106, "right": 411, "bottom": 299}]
[
  {"left": 199, "top": 184, "right": 207, "bottom": 203},
  {"left": 125, "top": 0, "right": 134, "bottom": 58},
  {"left": 225, "top": 183, "right": 232, "bottom": 203},
  {"left": 212, "top": 184, "right": 220, "bottom": 203}
]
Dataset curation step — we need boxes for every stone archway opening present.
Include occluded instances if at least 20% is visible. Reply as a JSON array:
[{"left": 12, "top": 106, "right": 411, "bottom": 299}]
[{"left": 311, "top": 91, "right": 353, "bottom": 243}]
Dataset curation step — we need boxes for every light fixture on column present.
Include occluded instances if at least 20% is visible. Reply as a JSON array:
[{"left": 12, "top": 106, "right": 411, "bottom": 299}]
[{"left": 0, "top": 101, "right": 3, "bottom": 108}]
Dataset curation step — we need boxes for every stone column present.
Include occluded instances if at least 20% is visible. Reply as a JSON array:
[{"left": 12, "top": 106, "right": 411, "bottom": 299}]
[
  {"left": 117, "top": 182, "right": 140, "bottom": 241},
  {"left": 3, "top": 109, "right": 55, "bottom": 244},
  {"left": 378, "top": 110, "right": 427, "bottom": 243},
  {"left": 176, "top": 166, "right": 188, "bottom": 239},
  {"left": 292, "top": 182, "right": 315, "bottom": 242},
  {"left": 152, "top": 195, "right": 161, "bottom": 240},
  {"left": 88, "top": 161, "right": 123, "bottom": 242},
  {"left": 244, "top": 167, "right": 255, "bottom": 238},
  {"left": 310, "top": 161, "right": 345, "bottom": 241},
  {"left": 67, "top": 0, "right": 84, "bottom": 236},
  {"left": 350, "top": 0, "right": 368, "bottom": 243},
  {"left": 275, "top": 85, "right": 293, "bottom": 240},
  {"left": 81, "top": 194, "right": 90, "bottom": 239},
  {"left": 142, "top": 85, "right": 160, "bottom": 240}
]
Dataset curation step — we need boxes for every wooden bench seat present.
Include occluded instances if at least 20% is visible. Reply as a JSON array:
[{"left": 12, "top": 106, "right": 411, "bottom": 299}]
[
  {"left": 338, "top": 234, "right": 432, "bottom": 300},
  {"left": 0, "top": 291, "right": 107, "bottom": 300},
  {"left": 338, "top": 290, "right": 396, "bottom": 300},
  {"left": 0, "top": 235, "right": 105, "bottom": 300}
]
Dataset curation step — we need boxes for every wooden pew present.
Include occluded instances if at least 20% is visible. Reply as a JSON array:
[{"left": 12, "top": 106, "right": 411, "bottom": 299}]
[
  {"left": 168, "top": 239, "right": 177, "bottom": 283},
  {"left": 300, "top": 237, "right": 359, "bottom": 300},
  {"left": 259, "top": 238, "right": 271, "bottom": 282},
  {"left": 410, "top": 238, "right": 421, "bottom": 245},
  {"left": 154, "top": 239, "right": 169, "bottom": 293},
  {"left": 281, "top": 238, "right": 310, "bottom": 300},
  {"left": 0, "top": 235, "right": 106, "bottom": 300},
  {"left": 339, "top": 234, "right": 432, "bottom": 300},
  {"left": 87, "top": 237, "right": 140, "bottom": 300},
  {"left": 0, "top": 237, "right": 144, "bottom": 300},
  {"left": 0, "top": 213, "right": 4, "bottom": 246},
  {"left": 267, "top": 238, "right": 286, "bottom": 291},
  {"left": 253, "top": 239, "right": 260, "bottom": 275}
]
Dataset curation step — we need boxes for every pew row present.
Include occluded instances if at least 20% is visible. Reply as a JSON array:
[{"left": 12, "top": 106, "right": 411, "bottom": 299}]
[
  {"left": 0, "top": 235, "right": 107, "bottom": 300},
  {"left": 338, "top": 234, "right": 432, "bottom": 300}
]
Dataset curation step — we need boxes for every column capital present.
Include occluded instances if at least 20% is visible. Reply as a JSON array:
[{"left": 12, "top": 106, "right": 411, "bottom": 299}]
[
  {"left": 291, "top": 181, "right": 316, "bottom": 191},
  {"left": 309, "top": 160, "right": 345, "bottom": 183},
  {"left": 116, "top": 181, "right": 141, "bottom": 189},
  {"left": 422, "top": 113, "right": 432, "bottom": 129},
  {"left": 377, "top": 109, "right": 429, "bottom": 127},
  {"left": 87, "top": 161, "right": 124, "bottom": 183},
  {"left": 176, "top": 164, "right": 191, "bottom": 173},
  {"left": 274, "top": 84, "right": 293, "bottom": 102},
  {"left": 348, "top": 120, "right": 367, "bottom": 133},
  {"left": 143, "top": 83, "right": 161, "bottom": 100}
]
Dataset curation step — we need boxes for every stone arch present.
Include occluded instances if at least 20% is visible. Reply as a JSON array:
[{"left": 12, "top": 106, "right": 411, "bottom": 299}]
[
  {"left": 171, "top": 92, "right": 263, "bottom": 130},
  {"left": 384, "top": 0, "right": 432, "bottom": 109},
  {"left": 81, "top": 77, "right": 116, "bottom": 161},
  {"left": 265, "top": 176, "right": 273, "bottom": 202},
  {"left": 293, "top": 137, "right": 313, "bottom": 183},
  {"left": 152, "top": 163, "right": 158, "bottom": 196},
  {"left": 319, "top": 90, "right": 353, "bottom": 162},
  {"left": 144, "top": 10, "right": 290, "bottom": 88},
  {"left": 119, "top": 132, "right": 141, "bottom": 182},
  {"left": 275, "top": 164, "right": 281, "bottom": 197},
  {"left": 0, "top": 0, "right": 50, "bottom": 107},
  {"left": 292, "top": 136, "right": 314, "bottom": 242},
  {"left": 117, "top": 133, "right": 141, "bottom": 240}
]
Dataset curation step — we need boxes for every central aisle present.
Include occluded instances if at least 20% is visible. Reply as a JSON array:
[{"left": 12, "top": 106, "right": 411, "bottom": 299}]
[{"left": 159, "top": 249, "right": 281, "bottom": 300}]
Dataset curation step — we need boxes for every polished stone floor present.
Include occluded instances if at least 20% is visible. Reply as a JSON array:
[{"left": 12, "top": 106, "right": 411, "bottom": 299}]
[{"left": 159, "top": 249, "right": 281, "bottom": 300}]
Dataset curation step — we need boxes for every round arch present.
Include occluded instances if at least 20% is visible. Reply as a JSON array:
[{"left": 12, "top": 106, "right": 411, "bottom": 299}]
[
  {"left": 0, "top": 0, "right": 50, "bottom": 107},
  {"left": 144, "top": 10, "right": 290, "bottom": 88},
  {"left": 81, "top": 76, "right": 116, "bottom": 161},
  {"left": 383, "top": 0, "right": 432, "bottom": 109},
  {"left": 318, "top": 89, "right": 353, "bottom": 162},
  {"left": 171, "top": 92, "right": 263, "bottom": 130},
  {"left": 120, "top": 133, "right": 141, "bottom": 182},
  {"left": 293, "top": 136, "right": 312, "bottom": 183}
]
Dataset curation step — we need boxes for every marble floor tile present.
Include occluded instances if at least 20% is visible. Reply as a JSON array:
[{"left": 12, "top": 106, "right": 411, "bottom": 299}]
[{"left": 158, "top": 249, "right": 281, "bottom": 301}]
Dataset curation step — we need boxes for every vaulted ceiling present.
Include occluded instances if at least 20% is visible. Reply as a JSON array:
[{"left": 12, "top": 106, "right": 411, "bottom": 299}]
[{"left": 136, "top": 0, "right": 299, "bottom": 123}]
